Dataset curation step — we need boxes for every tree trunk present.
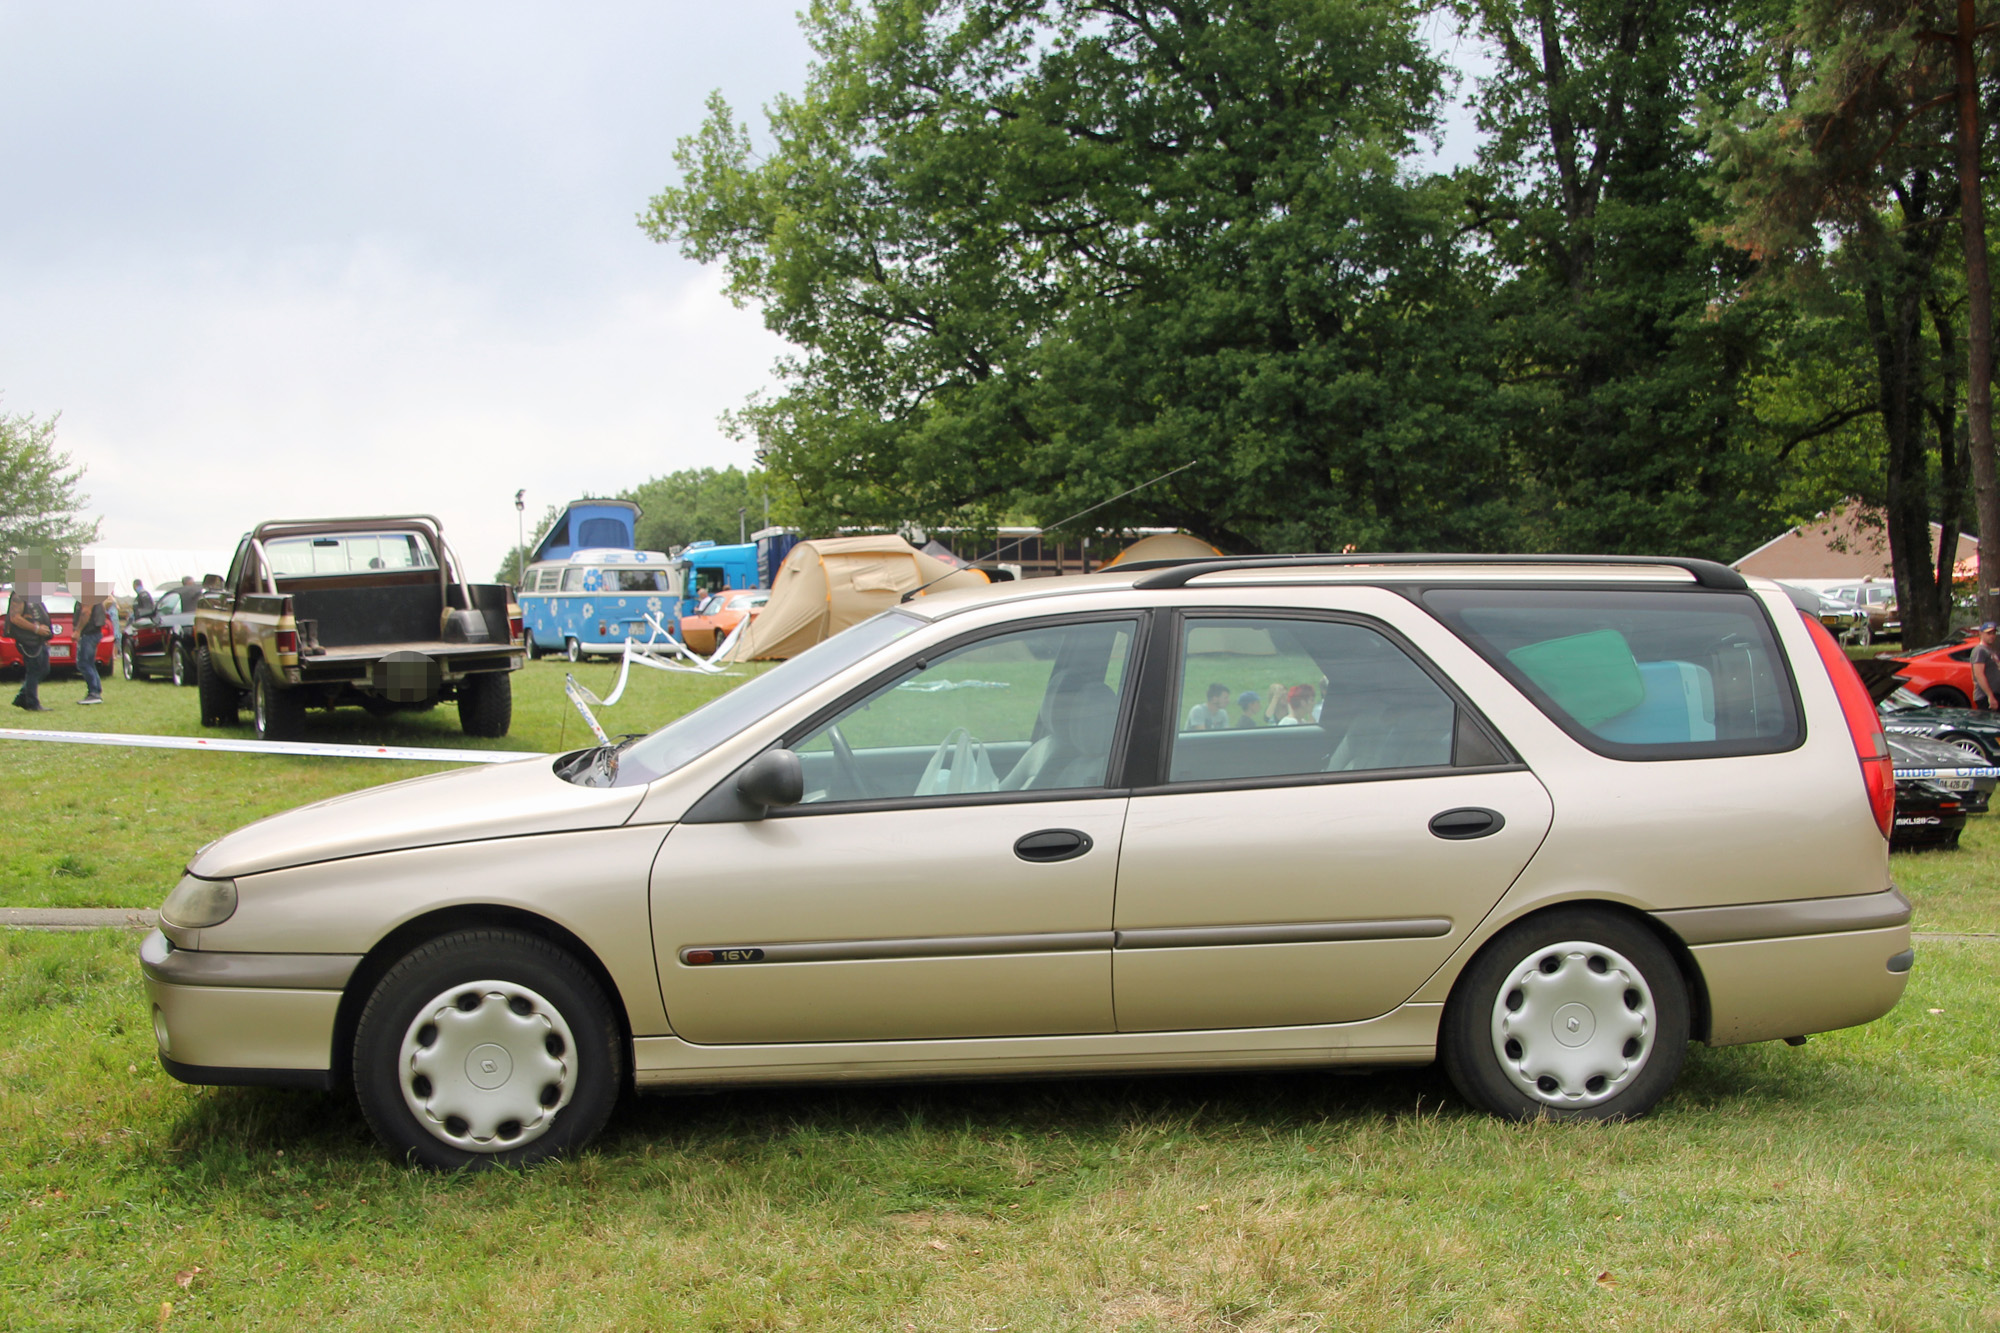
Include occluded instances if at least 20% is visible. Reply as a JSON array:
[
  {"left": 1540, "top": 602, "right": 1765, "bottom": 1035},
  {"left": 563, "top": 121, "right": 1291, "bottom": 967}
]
[
  {"left": 1955, "top": 0, "right": 1999, "bottom": 622},
  {"left": 1866, "top": 273, "right": 1950, "bottom": 645},
  {"left": 1929, "top": 294, "right": 1970, "bottom": 632}
]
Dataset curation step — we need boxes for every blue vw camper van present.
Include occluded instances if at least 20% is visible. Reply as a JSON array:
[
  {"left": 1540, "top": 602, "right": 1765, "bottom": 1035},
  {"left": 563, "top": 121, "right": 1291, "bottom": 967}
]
[{"left": 518, "top": 500, "right": 682, "bottom": 660}]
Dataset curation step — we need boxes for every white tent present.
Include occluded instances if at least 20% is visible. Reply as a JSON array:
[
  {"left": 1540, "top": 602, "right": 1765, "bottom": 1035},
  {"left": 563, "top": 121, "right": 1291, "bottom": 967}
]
[{"left": 80, "top": 547, "right": 232, "bottom": 599}]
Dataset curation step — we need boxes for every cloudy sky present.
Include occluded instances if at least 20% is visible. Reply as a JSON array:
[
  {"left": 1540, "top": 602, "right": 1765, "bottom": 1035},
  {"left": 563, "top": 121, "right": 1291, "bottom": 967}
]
[{"left": 1, "top": 2, "right": 1484, "bottom": 578}]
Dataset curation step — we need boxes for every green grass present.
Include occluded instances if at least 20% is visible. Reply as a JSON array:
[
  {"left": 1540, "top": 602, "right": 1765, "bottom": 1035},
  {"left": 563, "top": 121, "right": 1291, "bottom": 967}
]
[
  {"left": 3, "top": 660, "right": 1998, "bottom": 1326},
  {"left": 0, "top": 659, "right": 758, "bottom": 909},
  {"left": 0, "top": 928, "right": 1994, "bottom": 1329}
]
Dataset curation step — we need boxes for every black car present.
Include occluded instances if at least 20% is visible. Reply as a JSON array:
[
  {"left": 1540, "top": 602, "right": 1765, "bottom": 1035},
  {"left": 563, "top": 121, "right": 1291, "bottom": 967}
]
[
  {"left": 122, "top": 585, "right": 201, "bottom": 687},
  {"left": 1892, "top": 778, "right": 1969, "bottom": 850},
  {"left": 1887, "top": 732, "right": 1996, "bottom": 816},
  {"left": 1857, "top": 659, "right": 2000, "bottom": 763}
]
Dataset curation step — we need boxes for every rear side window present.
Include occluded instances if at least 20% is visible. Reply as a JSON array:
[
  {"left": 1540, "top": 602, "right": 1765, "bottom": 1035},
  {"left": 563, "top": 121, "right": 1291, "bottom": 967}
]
[{"left": 1422, "top": 589, "right": 1801, "bottom": 760}]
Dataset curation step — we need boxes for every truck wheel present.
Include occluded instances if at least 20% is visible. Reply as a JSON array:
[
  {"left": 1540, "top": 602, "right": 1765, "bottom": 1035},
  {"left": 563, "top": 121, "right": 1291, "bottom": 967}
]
[
  {"left": 351, "top": 929, "right": 623, "bottom": 1170},
  {"left": 252, "top": 660, "right": 308, "bottom": 742},
  {"left": 459, "top": 672, "right": 513, "bottom": 738},
  {"left": 196, "top": 646, "right": 238, "bottom": 727}
]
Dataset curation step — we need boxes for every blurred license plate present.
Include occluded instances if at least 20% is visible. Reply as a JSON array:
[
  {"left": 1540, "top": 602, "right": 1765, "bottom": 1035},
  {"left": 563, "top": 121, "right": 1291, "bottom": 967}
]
[
  {"left": 1937, "top": 778, "right": 1974, "bottom": 791},
  {"left": 49, "top": 647, "right": 70, "bottom": 659}
]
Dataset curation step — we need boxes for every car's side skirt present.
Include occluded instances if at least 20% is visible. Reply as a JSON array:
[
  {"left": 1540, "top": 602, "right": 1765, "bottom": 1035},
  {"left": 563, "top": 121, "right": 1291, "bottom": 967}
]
[{"left": 629, "top": 1003, "right": 1440, "bottom": 1088}]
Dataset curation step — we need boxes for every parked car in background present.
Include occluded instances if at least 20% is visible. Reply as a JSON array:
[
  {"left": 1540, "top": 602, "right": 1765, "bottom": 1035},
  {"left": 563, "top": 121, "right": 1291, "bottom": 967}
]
[
  {"left": 1877, "top": 632, "right": 1983, "bottom": 707},
  {"left": 1887, "top": 732, "right": 1996, "bottom": 815},
  {"left": 143, "top": 554, "right": 1915, "bottom": 1168},
  {"left": 1777, "top": 582, "right": 1867, "bottom": 645},
  {"left": 123, "top": 584, "right": 202, "bottom": 686},
  {"left": 1890, "top": 775, "right": 1969, "bottom": 849},
  {"left": 678, "top": 590, "right": 769, "bottom": 655},
  {"left": 0, "top": 586, "right": 116, "bottom": 678},
  {"left": 1823, "top": 581, "right": 1899, "bottom": 644}
]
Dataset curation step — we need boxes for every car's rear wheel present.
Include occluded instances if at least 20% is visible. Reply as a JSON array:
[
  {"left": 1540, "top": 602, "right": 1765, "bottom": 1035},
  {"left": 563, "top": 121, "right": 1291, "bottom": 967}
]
[
  {"left": 564, "top": 637, "right": 581, "bottom": 663},
  {"left": 458, "top": 671, "right": 512, "bottom": 738},
  {"left": 1925, "top": 686, "right": 1971, "bottom": 708},
  {"left": 352, "top": 929, "right": 623, "bottom": 1170},
  {"left": 171, "top": 643, "right": 194, "bottom": 688},
  {"left": 252, "top": 660, "right": 307, "bottom": 742},
  {"left": 1442, "top": 908, "right": 1689, "bottom": 1122},
  {"left": 196, "top": 645, "right": 238, "bottom": 726},
  {"left": 122, "top": 642, "right": 142, "bottom": 681}
]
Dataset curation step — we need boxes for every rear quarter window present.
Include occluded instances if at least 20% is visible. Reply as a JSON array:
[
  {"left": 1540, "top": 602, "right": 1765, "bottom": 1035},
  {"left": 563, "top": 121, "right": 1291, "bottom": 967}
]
[{"left": 1422, "top": 588, "right": 1802, "bottom": 761}]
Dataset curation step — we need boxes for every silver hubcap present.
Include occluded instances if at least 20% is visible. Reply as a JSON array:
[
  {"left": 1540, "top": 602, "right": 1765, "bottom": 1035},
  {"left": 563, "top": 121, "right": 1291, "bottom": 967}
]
[
  {"left": 1951, "top": 739, "right": 1985, "bottom": 761},
  {"left": 397, "top": 980, "right": 577, "bottom": 1153},
  {"left": 1490, "top": 940, "right": 1654, "bottom": 1108}
]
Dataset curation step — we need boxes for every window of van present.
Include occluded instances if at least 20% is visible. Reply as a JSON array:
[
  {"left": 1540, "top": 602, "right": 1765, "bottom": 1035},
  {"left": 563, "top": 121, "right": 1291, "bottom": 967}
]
[{"left": 1422, "top": 589, "right": 1801, "bottom": 760}]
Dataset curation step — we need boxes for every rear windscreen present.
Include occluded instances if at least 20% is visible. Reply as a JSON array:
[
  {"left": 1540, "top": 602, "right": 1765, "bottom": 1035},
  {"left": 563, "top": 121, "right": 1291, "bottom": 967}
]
[{"left": 1422, "top": 589, "right": 1801, "bottom": 760}]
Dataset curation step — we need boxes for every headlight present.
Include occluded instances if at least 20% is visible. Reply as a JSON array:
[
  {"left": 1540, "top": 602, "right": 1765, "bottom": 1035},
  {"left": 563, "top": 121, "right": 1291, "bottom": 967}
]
[{"left": 162, "top": 874, "right": 237, "bottom": 928}]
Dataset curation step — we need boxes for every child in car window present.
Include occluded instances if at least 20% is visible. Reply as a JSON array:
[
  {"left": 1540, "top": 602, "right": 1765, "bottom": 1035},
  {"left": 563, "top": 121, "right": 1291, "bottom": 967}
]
[
  {"left": 1234, "top": 690, "right": 1262, "bottom": 728},
  {"left": 1277, "top": 683, "right": 1316, "bottom": 726}
]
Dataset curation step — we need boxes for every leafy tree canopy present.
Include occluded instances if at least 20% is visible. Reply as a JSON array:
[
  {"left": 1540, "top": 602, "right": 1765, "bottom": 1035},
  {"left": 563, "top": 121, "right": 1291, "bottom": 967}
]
[
  {"left": 622, "top": 466, "right": 786, "bottom": 553},
  {"left": 647, "top": 0, "right": 1517, "bottom": 553},
  {"left": 1, "top": 405, "right": 98, "bottom": 581}
]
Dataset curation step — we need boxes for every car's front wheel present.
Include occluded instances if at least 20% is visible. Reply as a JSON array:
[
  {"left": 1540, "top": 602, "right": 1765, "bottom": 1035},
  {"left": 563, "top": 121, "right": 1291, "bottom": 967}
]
[
  {"left": 1441, "top": 908, "right": 1689, "bottom": 1122},
  {"left": 352, "top": 929, "right": 623, "bottom": 1169}
]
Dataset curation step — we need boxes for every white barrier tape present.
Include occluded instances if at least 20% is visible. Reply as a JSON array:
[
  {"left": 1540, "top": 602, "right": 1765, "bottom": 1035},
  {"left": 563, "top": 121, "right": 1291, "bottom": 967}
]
[
  {"left": 0, "top": 728, "right": 545, "bottom": 765},
  {"left": 1897, "top": 765, "right": 2000, "bottom": 779},
  {"left": 561, "top": 674, "right": 613, "bottom": 746}
]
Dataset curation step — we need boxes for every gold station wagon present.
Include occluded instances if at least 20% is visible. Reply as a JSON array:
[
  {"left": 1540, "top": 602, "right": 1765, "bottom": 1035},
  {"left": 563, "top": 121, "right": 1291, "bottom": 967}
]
[{"left": 141, "top": 555, "right": 1913, "bottom": 1168}]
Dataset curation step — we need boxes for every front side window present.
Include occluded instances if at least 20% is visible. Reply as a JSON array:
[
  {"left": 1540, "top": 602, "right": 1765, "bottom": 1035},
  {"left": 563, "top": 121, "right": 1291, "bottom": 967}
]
[
  {"left": 792, "top": 619, "right": 1136, "bottom": 803},
  {"left": 1423, "top": 588, "right": 1800, "bottom": 760},
  {"left": 1167, "top": 617, "right": 1462, "bottom": 784}
]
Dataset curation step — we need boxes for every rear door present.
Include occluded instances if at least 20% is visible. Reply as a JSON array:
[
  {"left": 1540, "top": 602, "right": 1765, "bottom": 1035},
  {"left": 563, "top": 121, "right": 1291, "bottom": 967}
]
[
  {"left": 1112, "top": 610, "right": 1553, "bottom": 1032},
  {"left": 652, "top": 614, "right": 1143, "bottom": 1044}
]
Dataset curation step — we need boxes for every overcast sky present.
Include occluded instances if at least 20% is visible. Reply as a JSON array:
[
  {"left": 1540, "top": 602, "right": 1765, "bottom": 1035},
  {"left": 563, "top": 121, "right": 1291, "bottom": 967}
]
[{"left": 1, "top": 2, "right": 1485, "bottom": 578}]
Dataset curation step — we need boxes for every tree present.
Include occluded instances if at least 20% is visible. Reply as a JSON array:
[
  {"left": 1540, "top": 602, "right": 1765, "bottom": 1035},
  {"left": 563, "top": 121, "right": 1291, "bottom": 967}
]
[
  {"left": 647, "top": 0, "right": 1519, "bottom": 554},
  {"left": 621, "top": 466, "right": 786, "bottom": 552},
  {"left": 1450, "top": 0, "right": 1793, "bottom": 561},
  {"left": 1709, "top": 2, "right": 1979, "bottom": 642},
  {"left": 0, "top": 405, "right": 98, "bottom": 580}
]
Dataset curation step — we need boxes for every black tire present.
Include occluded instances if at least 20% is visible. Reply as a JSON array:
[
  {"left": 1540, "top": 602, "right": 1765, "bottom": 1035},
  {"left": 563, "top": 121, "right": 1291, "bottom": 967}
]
[
  {"left": 351, "top": 929, "right": 623, "bottom": 1170},
  {"left": 1925, "top": 686, "right": 1971, "bottom": 708},
  {"left": 564, "top": 637, "right": 581, "bottom": 663},
  {"left": 457, "top": 671, "right": 513, "bottom": 738},
  {"left": 171, "top": 643, "right": 194, "bottom": 688},
  {"left": 1441, "top": 907, "right": 1690, "bottom": 1122},
  {"left": 122, "top": 642, "right": 143, "bottom": 682},
  {"left": 196, "top": 645, "right": 238, "bottom": 726},
  {"left": 251, "top": 660, "right": 308, "bottom": 742}
]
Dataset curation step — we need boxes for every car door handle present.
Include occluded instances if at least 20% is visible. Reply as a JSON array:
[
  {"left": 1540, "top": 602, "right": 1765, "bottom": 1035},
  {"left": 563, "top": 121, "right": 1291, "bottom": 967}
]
[
  {"left": 1429, "top": 807, "right": 1505, "bottom": 840},
  {"left": 1014, "top": 829, "right": 1094, "bottom": 863}
]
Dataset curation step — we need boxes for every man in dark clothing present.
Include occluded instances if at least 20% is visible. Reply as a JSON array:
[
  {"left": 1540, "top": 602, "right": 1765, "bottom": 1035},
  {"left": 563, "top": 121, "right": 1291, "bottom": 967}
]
[
  {"left": 71, "top": 562, "right": 114, "bottom": 704},
  {"left": 7, "top": 553, "right": 56, "bottom": 712},
  {"left": 1972, "top": 622, "right": 2000, "bottom": 710},
  {"left": 130, "top": 578, "right": 155, "bottom": 620}
]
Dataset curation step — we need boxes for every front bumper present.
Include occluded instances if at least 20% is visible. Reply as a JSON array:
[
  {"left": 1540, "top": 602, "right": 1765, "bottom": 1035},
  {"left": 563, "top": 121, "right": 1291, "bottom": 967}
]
[{"left": 140, "top": 929, "right": 358, "bottom": 1090}]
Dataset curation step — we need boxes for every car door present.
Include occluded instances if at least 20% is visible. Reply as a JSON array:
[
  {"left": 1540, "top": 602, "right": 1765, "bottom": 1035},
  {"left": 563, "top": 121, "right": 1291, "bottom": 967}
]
[
  {"left": 134, "top": 591, "right": 170, "bottom": 667},
  {"left": 1112, "top": 611, "right": 1554, "bottom": 1032},
  {"left": 652, "top": 614, "right": 1143, "bottom": 1045}
]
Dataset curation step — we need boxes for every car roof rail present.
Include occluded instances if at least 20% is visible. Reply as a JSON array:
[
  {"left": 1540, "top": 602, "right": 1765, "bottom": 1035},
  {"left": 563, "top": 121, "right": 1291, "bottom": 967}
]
[{"left": 1128, "top": 553, "right": 1750, "bottom": 591}]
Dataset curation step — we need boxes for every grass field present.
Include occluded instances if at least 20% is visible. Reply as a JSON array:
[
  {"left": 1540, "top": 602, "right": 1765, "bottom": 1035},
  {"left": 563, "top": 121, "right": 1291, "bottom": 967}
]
[{"left": 2, "top": 651, "right": 1996, "bottom": 1328}]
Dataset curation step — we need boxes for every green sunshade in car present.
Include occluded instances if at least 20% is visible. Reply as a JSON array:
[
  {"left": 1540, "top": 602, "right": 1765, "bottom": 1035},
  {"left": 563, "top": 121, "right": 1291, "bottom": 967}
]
[{"left": 1506, "top": 629, "right": 1645, "bottom": 728}]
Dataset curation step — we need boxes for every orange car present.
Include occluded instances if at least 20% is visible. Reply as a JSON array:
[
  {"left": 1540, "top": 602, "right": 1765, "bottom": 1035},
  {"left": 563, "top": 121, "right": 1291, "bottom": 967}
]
[{"left": 678, "top": 590, "right": 768, "bottom": 654}]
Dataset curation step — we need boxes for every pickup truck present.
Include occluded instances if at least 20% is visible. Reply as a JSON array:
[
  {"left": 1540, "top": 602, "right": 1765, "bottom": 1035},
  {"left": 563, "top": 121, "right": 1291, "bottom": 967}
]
[{"left": 193, "top": 516, "right": 524, "bottom": 741}]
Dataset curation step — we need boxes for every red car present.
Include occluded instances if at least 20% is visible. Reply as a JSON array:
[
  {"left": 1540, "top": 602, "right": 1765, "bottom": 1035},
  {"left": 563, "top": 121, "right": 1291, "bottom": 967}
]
[
  {"left": 0, "top": 588, "right": 117, "bottom": 676},
  {"left": 1880, "top": 632, "right": 1986, "bottom": 707}
]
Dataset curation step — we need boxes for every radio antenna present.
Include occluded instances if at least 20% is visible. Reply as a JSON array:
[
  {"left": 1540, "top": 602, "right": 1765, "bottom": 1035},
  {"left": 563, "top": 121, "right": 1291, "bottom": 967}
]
[{"left": 900, "top": 459, "right": 1200, "bottom": 602}]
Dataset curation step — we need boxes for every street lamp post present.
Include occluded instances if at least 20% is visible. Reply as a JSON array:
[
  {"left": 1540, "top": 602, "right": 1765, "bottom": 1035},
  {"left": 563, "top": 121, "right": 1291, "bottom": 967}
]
[{"left": 514, "top": 490, "right": 526, "bottom": 589}]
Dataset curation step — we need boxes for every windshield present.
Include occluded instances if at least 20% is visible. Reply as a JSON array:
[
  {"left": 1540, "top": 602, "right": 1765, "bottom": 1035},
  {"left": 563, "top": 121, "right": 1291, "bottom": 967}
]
[{"left": 606, "top": 610, "right": 926, "bottom": 786}]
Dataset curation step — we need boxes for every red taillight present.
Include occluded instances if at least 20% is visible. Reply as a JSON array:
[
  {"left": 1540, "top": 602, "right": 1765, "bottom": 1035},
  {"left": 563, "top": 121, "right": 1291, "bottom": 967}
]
[
  {"left": 274, "top": 629, "right": 298, "bottom": 655},
  {"left": 508, "top": 616, "right": 524, "bottom": 644},
  {"left": 1800, "top": 611, "right": 1894, "bottom": 838}
]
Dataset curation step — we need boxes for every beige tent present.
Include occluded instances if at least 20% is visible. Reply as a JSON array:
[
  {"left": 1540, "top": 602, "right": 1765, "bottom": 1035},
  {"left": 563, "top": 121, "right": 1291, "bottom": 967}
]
[
  {"left": 722, "top": 535, "right": 989, "bottom": 661},
  {"left": 1100, "top": 532, "right": 1223, "bottom": 568}
]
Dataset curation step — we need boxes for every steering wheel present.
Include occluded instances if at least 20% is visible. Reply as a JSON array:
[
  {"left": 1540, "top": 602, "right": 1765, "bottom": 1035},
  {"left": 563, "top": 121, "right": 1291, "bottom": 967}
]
[{"left": 827, "top": 723, "right": 870, "bottom": 799}]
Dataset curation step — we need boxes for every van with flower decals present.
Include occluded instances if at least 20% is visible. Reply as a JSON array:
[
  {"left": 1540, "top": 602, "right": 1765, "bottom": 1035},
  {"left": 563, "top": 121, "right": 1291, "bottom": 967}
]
[{"left": 518, "top": 548, "right": 683, "bottom": 662}]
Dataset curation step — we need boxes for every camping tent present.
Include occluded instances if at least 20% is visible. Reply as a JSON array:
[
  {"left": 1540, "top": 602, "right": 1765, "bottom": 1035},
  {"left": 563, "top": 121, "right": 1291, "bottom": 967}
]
[
  {"left": 1099, "top": 532, "right": 1223, "bottom": 568},
  {"left": 723, "top": 535, "right": 989, "bottom": 661}
]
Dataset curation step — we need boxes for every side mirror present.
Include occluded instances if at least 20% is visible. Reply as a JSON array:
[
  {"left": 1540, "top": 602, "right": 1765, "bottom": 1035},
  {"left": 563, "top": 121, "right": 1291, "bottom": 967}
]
[{"left": 736, "top": 748, "right": 803, "bottom": 811}]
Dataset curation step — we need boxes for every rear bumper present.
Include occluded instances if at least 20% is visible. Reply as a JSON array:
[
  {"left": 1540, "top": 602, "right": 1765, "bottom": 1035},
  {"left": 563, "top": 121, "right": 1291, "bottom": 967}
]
[{"left": 1651, "top": 889, "right": 1914, "bottom": 1046}]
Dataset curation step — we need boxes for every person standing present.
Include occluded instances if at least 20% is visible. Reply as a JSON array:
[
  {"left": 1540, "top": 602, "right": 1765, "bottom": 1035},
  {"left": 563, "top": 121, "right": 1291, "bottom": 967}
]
[
  {"left": 130, "top": 578, "right": 155, "bottom": 621},
  {"left": 72, "top": 569, "right": 114, "bottom": 704},
  {"left": 1972, "top": 622, "right": 2000, "bottom": 710},
  {"left": 6, "top": 554, "right": 55, "bottom": 713}
]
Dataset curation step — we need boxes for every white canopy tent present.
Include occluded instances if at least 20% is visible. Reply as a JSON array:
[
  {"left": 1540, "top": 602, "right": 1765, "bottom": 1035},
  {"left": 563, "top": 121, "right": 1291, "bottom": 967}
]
[{"left": 78, "top": 547, "right": 232, "bottom": 600}]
